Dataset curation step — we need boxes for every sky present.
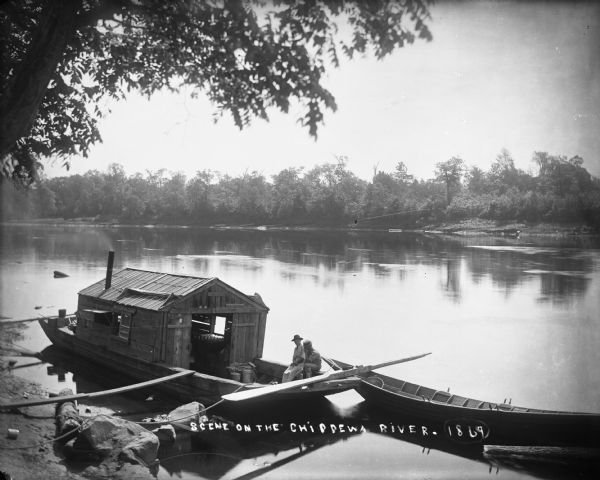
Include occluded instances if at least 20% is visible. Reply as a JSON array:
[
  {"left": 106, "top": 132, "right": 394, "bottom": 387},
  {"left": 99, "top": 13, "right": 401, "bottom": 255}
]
[{"left": 44, "top": 0, "right": 600, "bottom": 182}]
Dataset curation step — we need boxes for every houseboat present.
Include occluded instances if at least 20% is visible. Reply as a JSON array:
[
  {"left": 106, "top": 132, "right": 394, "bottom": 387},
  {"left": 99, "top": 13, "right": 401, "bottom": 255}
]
[{"left": 39, "top": 253, "right": 357, "bottom": 405}]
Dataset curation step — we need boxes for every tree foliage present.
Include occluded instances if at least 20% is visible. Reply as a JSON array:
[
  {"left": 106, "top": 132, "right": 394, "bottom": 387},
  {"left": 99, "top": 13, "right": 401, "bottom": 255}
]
[
  {"left": 0, "top": 0, "right": 433, "bottom": 183},
  {"left": 4, "top": 149, "right": 599, "bottom": 229},
  {"left": 434, "top": 156, "right": 465, "bottom": 205}
]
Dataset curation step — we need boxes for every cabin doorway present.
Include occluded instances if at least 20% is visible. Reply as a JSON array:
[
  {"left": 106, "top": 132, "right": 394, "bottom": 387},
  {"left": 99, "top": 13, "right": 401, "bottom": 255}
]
[{"left": 191, "top": 314, "right": 232, "bottom": 376}]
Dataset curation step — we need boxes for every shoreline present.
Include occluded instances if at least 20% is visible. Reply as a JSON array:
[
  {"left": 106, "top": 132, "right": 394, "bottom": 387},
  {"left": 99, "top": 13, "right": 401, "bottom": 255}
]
[
  {"left": 2, "top": 218, "right": 598, "bottom": 238},
  {"left": 0, "top": 322, "right": 89, "bottom": 480},
  {"left": 0, "top": 322, "right": 155, "bottom": 480}
]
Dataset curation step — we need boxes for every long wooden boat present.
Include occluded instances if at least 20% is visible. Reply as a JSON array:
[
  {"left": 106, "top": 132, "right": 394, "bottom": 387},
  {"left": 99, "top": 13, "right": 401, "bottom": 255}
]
[{"left": 355, "top": 368, "right": 600, "bottom": 448}]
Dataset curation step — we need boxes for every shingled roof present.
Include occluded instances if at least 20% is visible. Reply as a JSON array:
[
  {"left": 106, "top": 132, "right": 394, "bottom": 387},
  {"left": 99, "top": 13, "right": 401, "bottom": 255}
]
[{"left": 78, "top": 268, "right": 214, "bottom": 311}]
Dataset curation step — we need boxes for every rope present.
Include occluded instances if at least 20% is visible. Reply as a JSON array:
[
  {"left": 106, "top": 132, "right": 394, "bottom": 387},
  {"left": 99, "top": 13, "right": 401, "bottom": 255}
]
[{"left": 133, "top": 384, "right": 245, "bottom": 426}]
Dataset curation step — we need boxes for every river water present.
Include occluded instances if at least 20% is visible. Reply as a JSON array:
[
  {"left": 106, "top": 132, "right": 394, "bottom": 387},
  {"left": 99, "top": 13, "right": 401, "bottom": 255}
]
[{"left": 1, "top": 224, "right": 599, "bottom": 479}]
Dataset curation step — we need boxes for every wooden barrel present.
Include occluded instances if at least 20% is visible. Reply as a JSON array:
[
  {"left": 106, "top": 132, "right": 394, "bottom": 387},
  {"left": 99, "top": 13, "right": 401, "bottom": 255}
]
[{"left": 241, "top": 367, "right": 253, "bottom": 384}]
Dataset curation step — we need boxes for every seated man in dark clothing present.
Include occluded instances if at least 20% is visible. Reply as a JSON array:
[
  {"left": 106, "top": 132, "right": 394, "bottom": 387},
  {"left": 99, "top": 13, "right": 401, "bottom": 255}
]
[
  {"left": 302, "top": 339, "right": 322, "bottom": 378},
  {"left": 282, "top": 334, "right": 305, "bottom": 382}
]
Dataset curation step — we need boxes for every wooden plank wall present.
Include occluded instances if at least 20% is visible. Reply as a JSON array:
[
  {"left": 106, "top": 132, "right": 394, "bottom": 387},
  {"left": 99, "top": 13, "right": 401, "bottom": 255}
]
[
  {"left": 256, "top": 312, "right": 267, "bottom": 359},
  {"left": 76, "top": 309, "right": 111, "bottom": 347},
  {"left": 165, "top": 313, "right": 191, "bottom": 368},
  {"left": 175, "top": 282, "right": 267, "bottom": 315},
  {"left": 77, "top": 296, "right": 162, "bottom": 363},
  {"left": 76, "top": 280, "right": 268, "bottom": 369},
  {"left": 229, "top": 313, "right": 260, "bottom": 364},
  {"left": 172, "top": 284, "right": 268, "bottom": 365}
]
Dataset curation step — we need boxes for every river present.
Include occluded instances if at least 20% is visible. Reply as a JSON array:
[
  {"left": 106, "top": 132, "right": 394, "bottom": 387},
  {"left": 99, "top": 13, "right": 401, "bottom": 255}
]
[{"left": 1, "top": 224, "right": 599, "bottom": 479}]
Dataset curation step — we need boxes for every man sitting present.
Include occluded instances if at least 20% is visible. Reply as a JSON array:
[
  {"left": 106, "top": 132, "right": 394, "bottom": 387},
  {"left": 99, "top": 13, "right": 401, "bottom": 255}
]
[
  {"left": 282, "top": 334, "right": 305, "bottom": 382},
  {"left": 303, "top": 339, "right": 322, "bottom": 378}
]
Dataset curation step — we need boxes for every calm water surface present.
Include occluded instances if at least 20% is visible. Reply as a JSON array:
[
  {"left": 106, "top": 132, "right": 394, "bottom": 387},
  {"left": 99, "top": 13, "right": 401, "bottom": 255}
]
[{"left": 1, "top": 224, "right": 599, "bottom": 479}]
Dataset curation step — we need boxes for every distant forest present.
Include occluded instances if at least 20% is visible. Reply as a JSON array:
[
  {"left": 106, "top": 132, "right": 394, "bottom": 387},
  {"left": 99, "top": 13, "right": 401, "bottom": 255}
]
[{"left": 2, "top": 150, "right": 600, "bottom": 228}]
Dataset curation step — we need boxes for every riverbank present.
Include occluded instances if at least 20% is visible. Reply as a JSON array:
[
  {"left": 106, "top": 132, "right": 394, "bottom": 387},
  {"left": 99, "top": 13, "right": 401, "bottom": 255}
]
[
  {"left": 418, "top": 219, "right": 598, "bottom": 237},
  {"left": 0, "top": 323, "right": 86, "bottom": 479},
  {"left": 2, "top": 218, "right": 598, "bottom": 237},
  {"left": 0, "top": 323, "right": 153, "bottom": 480}
]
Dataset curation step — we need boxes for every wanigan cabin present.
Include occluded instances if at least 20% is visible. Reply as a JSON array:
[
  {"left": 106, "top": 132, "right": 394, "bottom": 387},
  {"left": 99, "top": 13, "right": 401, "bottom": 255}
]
[{"left": 75, "top": 267, "right": 269, "bottom": 377}]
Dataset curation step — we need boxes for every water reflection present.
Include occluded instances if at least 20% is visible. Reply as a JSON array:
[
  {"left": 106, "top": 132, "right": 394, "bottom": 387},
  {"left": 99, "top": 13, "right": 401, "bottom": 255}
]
[
  {"left": 2, "top": 224, "right": 600, "bottom": 479},
  {"left": 154, "top": 405, "right": 600, "bottom": 480},
  {"left": 442, "top": 258, "right": 462, "bottom": 302},
  {"left": 3, "top": 225, "right": 597, "bottom": 304},
  {"left": 537, "top": 272, "right": 591, "bottom": 305},
  {"left": 158, "top": 425, "right": 357, "bottom": 480},
  {"left": 464, "top": 245, "right": 594, "bottom": 303}
]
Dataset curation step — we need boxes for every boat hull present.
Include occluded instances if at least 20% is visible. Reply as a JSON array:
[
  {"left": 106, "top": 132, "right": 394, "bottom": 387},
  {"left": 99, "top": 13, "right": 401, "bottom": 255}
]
[
  {"left": 358, "top": 374, "right": 600, "bottom": 448},
  {"left": 38, "top": 318, "right": 357, "bottom": 406}
]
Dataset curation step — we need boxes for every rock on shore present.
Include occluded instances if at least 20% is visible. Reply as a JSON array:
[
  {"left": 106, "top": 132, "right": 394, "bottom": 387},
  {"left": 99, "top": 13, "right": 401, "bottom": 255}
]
[{"left": 73, "top": 415, "right": 159, "bottom": 466}]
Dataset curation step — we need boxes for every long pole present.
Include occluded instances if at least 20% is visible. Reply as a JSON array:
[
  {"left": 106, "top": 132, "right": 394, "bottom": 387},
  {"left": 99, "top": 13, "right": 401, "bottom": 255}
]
[{"left": 222, "top": 352, "right": 431, "bottom": 402}]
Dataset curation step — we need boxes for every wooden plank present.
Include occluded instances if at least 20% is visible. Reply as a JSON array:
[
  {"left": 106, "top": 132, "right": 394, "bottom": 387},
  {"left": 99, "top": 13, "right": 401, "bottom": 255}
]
[
  {"left": 256, "top": 313, "right": 267, "bottom": 358},
  {"left": 0, "top": 370, "right": 196, "bottom": 409},
  {"left": 224, "top": 353, "right": 432, "bottom": 402},
  {"left": 0, "top": 313, "right": 74, "bottom": 325},
  {"left": 132, "top": 329, "right": 157, "bottom": 345},
  {"left": 160, "top": 313, "right": 167, "bottom": 362},
  {"left": 131, "top": 342, "right": 154, "bottom": 355}
]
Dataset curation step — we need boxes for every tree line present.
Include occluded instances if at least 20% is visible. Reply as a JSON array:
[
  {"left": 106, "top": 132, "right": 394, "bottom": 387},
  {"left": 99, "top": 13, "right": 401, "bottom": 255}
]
[{"left": 2, "top": 150, "right": 599, "bottom": 228}]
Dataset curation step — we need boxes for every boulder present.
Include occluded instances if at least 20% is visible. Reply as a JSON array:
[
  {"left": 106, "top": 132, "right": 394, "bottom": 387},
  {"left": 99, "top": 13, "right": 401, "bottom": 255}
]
[
  {"left": 73, "top": 414, "right": 159, "bottom": 465},
  {"left": 119, "top": 430, "right": 160, "bottom": 467},
  {"left": 168, "top": 401, "right": 205, "bottom": 430},
  {"left": 151, "top": 424, "right": 176, "bottom": 443}
]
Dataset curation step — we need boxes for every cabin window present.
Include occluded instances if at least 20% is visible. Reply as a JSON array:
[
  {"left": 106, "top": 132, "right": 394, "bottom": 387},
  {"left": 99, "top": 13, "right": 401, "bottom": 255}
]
[
  {"left": 115, "top": 314, "right": 131, "bottom": 342},
  {"left": 191, "top": 314, "right": 226, "bottom": 336},
  {"left": 93, "top": 311, "right": 111, "bottom": 326},
  {"left": 214, "top": 316, "right": 226, "bottom": 335},
  {"left": 82, "top": 309, "right": 111, "bottom": 327}
]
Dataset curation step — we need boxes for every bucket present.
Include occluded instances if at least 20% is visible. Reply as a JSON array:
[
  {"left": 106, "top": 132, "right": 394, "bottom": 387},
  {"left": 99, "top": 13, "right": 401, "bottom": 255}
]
[
  {"left": 241, "top": 367, "right": 253, "bottom": 384},
  {"left": 58, "top": 309, "right": 66, "bottom": 318},
  {"left": 231, "top": 371, "right": 241, "bottom": 382},
  {"left": 7, "top": 428, "right": 19, "bottom": 440}
]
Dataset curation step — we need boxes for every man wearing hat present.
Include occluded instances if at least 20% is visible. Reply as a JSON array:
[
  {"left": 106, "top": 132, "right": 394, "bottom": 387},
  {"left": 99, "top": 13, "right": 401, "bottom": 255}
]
[
  {"left": 282, "top": 334, "right": 305, "bottom": 382},
  {"left": 302, "top": 339, "right": 322, "bottom": 378}
]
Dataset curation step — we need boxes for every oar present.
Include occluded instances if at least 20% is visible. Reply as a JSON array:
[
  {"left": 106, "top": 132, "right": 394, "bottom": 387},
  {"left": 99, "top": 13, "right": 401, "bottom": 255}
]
[
  {"left": 222, "top": 352, "right": 431, "bottom": 402},
  {"left": 321, "top": 356, "right": 343, "bottom": 371}
]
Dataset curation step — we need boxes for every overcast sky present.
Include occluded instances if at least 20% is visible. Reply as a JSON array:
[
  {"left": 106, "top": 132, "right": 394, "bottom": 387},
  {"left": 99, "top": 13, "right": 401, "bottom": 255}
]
[{"left": 44, "top": 0, "right": 600, "bottom": 182}]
